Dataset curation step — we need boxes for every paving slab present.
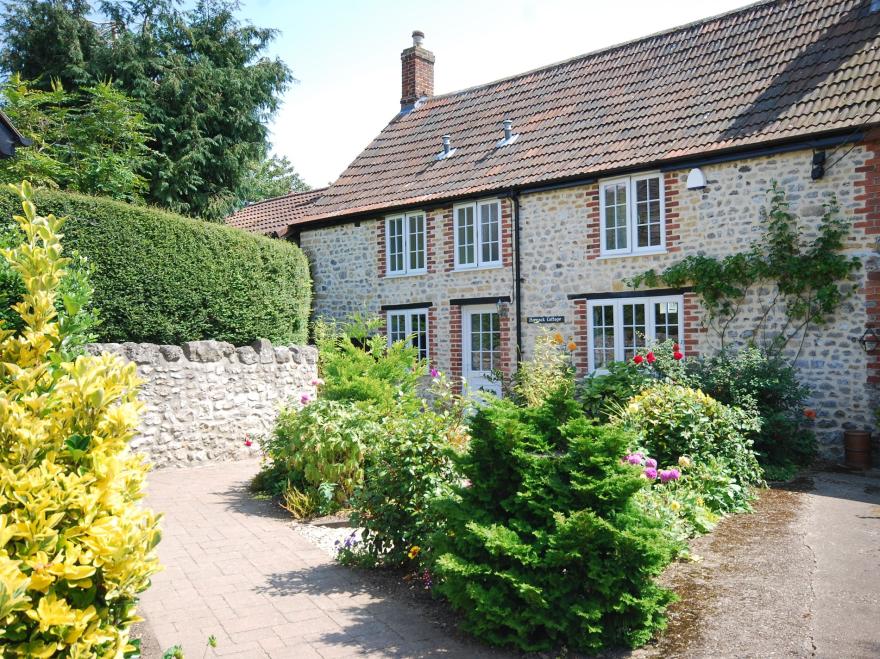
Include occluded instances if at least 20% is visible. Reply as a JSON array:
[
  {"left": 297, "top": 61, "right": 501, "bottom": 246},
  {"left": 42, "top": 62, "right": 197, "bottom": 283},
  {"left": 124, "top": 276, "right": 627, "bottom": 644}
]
[{"left": 136, "top": 459, "right": 505, "bottom": 658}]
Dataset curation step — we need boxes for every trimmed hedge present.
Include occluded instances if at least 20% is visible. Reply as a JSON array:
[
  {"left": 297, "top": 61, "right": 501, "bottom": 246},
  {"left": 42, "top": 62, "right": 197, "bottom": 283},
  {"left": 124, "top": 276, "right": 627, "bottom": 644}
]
[{"left": 0, "top": 188, "right": 311, "bottom": 345}]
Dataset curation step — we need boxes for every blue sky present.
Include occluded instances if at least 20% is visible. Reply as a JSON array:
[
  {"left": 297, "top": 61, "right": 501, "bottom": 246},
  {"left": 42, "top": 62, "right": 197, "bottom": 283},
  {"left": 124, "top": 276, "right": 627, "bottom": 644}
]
[{"left": 243, "top": 0, "right": 752, "bottom": 187}]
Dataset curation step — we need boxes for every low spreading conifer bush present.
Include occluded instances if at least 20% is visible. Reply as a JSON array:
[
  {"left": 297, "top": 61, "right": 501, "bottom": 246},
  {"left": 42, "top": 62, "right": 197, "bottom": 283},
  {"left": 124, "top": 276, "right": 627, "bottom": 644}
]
[
  {"left": 430, "top": 385, "right": 680, "bottom": 653},
  {"left": 0, "top": 183, "right": 161, "bottom": 655}
]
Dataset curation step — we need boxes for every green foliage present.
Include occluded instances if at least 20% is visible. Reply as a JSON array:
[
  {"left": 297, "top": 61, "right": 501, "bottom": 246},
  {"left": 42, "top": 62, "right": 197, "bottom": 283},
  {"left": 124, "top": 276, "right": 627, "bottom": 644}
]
[
  {"left": 214, "top": 154, "right": 310, "bottom": 218},
  {"left": 510, "top": 331, "right": 575, "bottom": 407},
  {"left": 431, "top": 386, "right": 680, "bottom": 653},
  {"left": 0, "top": 75, "right": 153, "bottom": 201},
  {"left": 260, "top": 400, "right": 379, "bottom": 518},
  {"left": 615, "top": 384, "right": 763, "bottom": 497},
  {"left": 579, "top": 360, "right": 652, "bottom": 421},
  {"left": 628, "top": 183, "right": 860, "bottom": 357},
  {"left": 1, "top": 0, "right": 296, "bottom": 218},
  {"left": 0, "top": 192, "right": 100, "bottom": 354},
  {"left": 0, "top": 182, "right": 160, "bottom": 655},
  {"left": 0, "top": 187, "right": 311, "bottom": 344},
  {"left": 345, "top": 408, "right": 461, "bottom": 567},
  {"left": 687, "top": 345, "right": 816, "bottom": 472},
  {"left": 313, "top": 314, "right": 426, "bottom": 417}
]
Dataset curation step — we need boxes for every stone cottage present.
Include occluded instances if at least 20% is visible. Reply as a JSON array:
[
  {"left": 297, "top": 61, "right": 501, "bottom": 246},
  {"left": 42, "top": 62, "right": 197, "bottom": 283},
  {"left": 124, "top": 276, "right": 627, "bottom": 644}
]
[{"left": 228, "top": 0, "right": 880, "bottom": 456}]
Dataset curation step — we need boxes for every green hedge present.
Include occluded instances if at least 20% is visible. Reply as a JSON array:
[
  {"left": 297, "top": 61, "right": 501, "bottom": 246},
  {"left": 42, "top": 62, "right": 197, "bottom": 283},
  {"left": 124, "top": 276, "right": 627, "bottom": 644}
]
[{"left": 0, "top": 188, "right": 311, "bottom": 345}]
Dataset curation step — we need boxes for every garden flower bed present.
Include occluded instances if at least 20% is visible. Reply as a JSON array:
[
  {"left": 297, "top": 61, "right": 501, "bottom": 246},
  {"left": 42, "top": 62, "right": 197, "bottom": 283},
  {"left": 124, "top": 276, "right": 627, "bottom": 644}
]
[{"left": 251, "top": 318, "right": 816, "bottom": 654}]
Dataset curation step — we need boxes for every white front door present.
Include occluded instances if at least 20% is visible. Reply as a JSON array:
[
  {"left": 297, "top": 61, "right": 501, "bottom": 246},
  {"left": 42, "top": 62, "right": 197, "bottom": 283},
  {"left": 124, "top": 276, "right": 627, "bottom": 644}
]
[{"left": 463, "top": 305, "right": 503, "bottom": 398}]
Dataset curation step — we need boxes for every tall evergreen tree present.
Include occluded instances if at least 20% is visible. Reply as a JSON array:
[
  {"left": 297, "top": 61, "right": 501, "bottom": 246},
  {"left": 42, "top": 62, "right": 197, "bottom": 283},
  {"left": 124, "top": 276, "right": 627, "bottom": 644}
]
[{"left": 0, "top": 0, "right": 296, "bottom": 219}]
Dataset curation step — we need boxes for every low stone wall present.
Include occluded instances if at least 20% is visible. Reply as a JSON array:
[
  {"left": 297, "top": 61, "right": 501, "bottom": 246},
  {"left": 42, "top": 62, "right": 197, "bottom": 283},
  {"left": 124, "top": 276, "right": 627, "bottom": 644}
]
[{"left": 87, "top": 339, "right": 318, "bottom": 469}]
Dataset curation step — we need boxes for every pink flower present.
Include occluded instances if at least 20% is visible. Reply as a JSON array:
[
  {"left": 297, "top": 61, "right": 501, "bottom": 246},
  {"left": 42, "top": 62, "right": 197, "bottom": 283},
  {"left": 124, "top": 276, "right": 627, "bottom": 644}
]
[
  {"left": 244, "top": 439, "right": 253, "bottom": 447},
  {"left": 659, "top": 468, "right": 681, "bottom": 483},
  {"left": 311, "top": 378, "right": 325, "bottom": 387},
  {"left": 644, "top": 467, "right": 658, "bottom": 480},
  {"left": 633, "top": 354, "right": 644, "bottom": 365},
  {"left": 461, "top": 478, "right": 472, "bottom": 488},
  {"left": 646, "top": 351, "right": 656, "bottom": 364},
  {"left": 645, "top": 458, "right": 657, "bottom": 469},
  {"left": 625, "top": 453, "right": 643, "bottom": 465},
  {"left": 300, "top": 394, "right": 311, "bottom": 405},
  {"left": 430, "top": 367, "right": 439, "bottom": 378}
]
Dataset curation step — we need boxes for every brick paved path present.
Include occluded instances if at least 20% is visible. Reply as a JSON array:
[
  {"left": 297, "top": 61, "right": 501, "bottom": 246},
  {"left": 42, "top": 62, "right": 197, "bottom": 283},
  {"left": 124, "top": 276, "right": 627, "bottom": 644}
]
[{"left": 139, "top": 460, "right": 502, "bottom": 658}]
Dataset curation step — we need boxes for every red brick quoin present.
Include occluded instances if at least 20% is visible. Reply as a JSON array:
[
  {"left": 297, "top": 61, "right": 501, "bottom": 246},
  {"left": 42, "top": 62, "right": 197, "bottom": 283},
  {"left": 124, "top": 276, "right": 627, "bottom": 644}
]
[{"left": 856, "top": 133, "right": 880, "bottom": 385}]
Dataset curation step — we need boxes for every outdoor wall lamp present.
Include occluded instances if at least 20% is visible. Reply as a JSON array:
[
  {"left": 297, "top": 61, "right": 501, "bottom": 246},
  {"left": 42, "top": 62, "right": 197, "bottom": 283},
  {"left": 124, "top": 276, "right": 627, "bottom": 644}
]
[
  {"left": 686, "top": 167, "right": 706, "bottom": 190},
  {"left": 858, "top": 327, "right": 880, "bottom": 352},
  {"left": 496, "top": 299, "right": 509, "bottom": 318}
]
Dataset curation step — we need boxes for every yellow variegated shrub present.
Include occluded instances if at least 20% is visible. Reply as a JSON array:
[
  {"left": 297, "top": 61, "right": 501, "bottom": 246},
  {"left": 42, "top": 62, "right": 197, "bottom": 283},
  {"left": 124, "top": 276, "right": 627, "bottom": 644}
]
[{"left": 0, "top": 182, "right": 161, "bottom": 657}]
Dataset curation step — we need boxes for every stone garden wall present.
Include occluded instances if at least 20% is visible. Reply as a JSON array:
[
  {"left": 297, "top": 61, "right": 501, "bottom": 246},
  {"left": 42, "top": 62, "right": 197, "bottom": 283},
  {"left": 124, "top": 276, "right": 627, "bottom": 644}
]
[{"left": 87, "top": 339, "right": 318, "bottom": 469}]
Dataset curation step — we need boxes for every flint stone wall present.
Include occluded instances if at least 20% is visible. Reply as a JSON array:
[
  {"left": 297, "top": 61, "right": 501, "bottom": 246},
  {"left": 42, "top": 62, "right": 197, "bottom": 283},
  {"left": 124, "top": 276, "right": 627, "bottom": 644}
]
[{"left": 86, "top": 339, "right": 318, "bottom": 469}]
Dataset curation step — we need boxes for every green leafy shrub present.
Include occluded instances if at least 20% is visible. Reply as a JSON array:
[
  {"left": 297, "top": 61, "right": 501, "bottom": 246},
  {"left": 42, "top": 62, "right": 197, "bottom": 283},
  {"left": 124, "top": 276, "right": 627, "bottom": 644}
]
[
  {"left": 615, "top": 383, "right": 763, "bottom": 498},
  {"left": 259, "top": 400, "right": 379, "bottom": 517},
  {"left": 0, "top": 187, "right": 311, "bottom": 345},
  {"left": 510, "top": 331, "right": 575, "bottom": 406},
  {"left": 431, "top": 386, "right": 680, "bottom": 653},
  {"left": 313, "top": 314, "right": 425, "bottom": 417},
  {"left": 686, "top": 346, "right": 816, "bottom": 474},
  {"left": 345, "top": 408, "right": 461, "bottom": 567},
  {"left": 0, "top": 183, "right": 160, "bottom": 655},
  {"left": 579, "top": 360, "right": 651, "bottom": 421}
]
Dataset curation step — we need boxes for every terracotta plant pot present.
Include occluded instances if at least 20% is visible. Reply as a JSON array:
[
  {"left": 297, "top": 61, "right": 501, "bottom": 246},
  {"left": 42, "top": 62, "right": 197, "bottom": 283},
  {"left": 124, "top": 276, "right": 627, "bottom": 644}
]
[{"left": 843, "top": 430, "right": 872, "bottom": 470}]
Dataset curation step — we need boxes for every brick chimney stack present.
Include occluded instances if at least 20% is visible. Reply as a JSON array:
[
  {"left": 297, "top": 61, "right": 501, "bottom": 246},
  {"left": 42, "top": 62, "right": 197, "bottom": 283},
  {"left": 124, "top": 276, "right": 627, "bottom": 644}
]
[{"left": 400, "top": 30, "right": 434, "bottom": 109}]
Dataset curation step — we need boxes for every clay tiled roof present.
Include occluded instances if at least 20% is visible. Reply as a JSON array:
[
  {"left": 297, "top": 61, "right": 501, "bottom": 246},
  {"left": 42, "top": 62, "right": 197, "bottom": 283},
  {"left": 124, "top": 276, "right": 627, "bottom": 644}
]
[
  {"left": 304, "top": 0, "right": 880, "bottom": 223},
  {"left": 226, "top": 188, "right": 327, "bottom": 236}
]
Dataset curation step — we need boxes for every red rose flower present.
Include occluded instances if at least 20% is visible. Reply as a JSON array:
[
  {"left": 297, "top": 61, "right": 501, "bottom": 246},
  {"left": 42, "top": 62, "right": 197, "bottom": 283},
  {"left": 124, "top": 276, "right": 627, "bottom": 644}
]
[
  {"left": 673, "top": 343, "right": 680, "bottom": 352},
  {"left": 633, "top": 354, "right": 644, "bottom": 365},
  {"left": 673, "top": 351, "right": 683, "bottom": 360},
  {"left": 804, "top": 409, "right": 817, "bottom": 420},
  {"left": 646, "top": 352, "right": 656, "bottom": 364}
]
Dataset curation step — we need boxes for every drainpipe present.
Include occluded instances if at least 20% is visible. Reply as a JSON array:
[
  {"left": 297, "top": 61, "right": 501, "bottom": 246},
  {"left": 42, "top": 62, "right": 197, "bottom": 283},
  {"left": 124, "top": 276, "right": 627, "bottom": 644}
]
[{"left": 511, "top": 189, "right": 523, "bottom": 360}]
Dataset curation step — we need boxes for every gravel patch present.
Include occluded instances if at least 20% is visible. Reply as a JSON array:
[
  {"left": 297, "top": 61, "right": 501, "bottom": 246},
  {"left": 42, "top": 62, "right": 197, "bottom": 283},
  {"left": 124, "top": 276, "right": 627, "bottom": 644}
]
[{"left": 290, "top": 514, "right": 362, "bottom": 558}]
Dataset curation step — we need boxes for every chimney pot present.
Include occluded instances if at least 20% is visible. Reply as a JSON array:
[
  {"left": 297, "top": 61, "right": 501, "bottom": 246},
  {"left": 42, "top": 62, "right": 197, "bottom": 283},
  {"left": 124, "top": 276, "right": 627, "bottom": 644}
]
[{"left": 400, "top": 30, "right": 435, "bottom": 109}]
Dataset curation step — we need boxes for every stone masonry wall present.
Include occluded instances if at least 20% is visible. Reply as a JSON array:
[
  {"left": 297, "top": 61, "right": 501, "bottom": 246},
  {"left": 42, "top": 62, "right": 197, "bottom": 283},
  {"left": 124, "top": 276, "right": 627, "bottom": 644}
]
[
  {"left": 300, "top": 199, "right": 517, "bottom": 390},
  {"left": 87, "top": 339, "right": 318, "bottom": 469},
  {"left": 300, "top": 142, "right": 877, "bottom": 460},
  {"left": 518, "top": 143, "right": 876, "bottom": 459}
]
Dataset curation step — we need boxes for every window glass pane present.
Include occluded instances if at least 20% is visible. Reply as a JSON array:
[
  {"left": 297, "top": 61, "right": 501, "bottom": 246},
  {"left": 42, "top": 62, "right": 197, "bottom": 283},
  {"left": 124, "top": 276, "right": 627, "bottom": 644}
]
[
  {"left": 388, "top": 313, "right": 406, "bottom": 345},
  {"left": 654, "top": 302, "right": 680, "bottom": 345},
  {"left": 470, "top": 312, "right": 500, "bottom": 372},
  {"left": 408, "top": 214, "right": 425, "bottom": 271},
  {"left": 634, "top": 176, "right": 662, "bottom": 248},
  {"left": 411, "top": 312, "right": 428, "bottom": 360},
  {"left": 603, "top": 182, "right": 628, "bottom": 251},
  {"left": 456, "top": 206, "right": 475, "bottom": 265},
  {"left": 622, "top": 303, "right": 647, "bottom": 360},
  {"left": 387, "top": 217, "right": 405, "bottom": 272},
  {"left": 591, "top": 304, "right": 615, "bottom": 369},
  {"left": 479, "top": 202, "right": 500, "bottom": 264}
]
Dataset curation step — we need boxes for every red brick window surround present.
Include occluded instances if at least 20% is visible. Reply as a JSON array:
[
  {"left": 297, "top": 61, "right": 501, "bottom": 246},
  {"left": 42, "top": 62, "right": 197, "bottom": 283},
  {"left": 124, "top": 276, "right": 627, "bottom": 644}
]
[
  {"left": 446, "top": 198, "right": 513, "bottom": 272},
  {"left": 377, "top": 211, "right": 434, "bottom": 278},
  {"left": 572, "top": 290, "right": 694, "bottom": 374},
  {"left": 586, "top": 172, "right": 680, "bottom": 260}
]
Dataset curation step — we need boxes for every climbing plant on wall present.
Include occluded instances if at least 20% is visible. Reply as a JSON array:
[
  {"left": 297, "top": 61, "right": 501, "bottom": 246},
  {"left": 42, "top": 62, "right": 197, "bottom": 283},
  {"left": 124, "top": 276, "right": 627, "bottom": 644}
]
[{"left": 628, "top": 182, "right": 861, "bottom": 360}]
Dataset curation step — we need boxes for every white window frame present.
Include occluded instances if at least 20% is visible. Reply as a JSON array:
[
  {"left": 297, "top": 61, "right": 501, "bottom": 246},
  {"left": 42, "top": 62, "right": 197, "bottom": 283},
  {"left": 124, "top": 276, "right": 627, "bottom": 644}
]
[
  {"left": 386, "top": 308, "right": 429, "bottom": 360},
  {"left": 598, "top": 172, "right": 666, "bottom": 257},
  {"left": 585, "top": 294, "right": 684, "bottom": 372},
  {"left": 453, "top": 199, "right": 502, "bottom": 270},
  {"left": 385, "top": 211, "right": 427, "bottom": 276}
]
